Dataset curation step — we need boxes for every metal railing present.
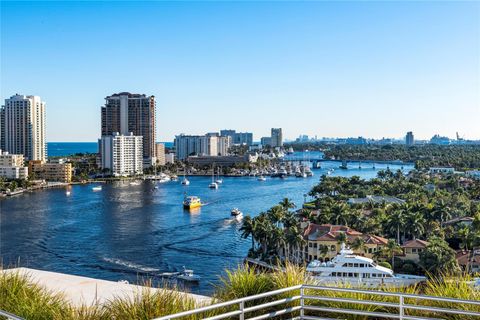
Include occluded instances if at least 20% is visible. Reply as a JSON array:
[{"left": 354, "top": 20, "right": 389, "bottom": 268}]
[
  {"left": 154, "top": 284, "right": 480, "bottom": 320},
  {"left": 1, "top": 284, "right": 479, "bottom": 320},
  {"left": 0, "top": 310, "right": 24, "bottom": 320}
]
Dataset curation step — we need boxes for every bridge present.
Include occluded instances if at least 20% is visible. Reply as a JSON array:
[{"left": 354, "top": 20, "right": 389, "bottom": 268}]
[{"left": 281, "top": 157, "right": 414, "bottom": 169}]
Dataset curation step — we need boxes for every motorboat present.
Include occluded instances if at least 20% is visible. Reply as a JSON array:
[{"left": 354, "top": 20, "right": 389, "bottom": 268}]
[
  {"left": 158, "top": 173, "right": 171, "bottom": 183},
  {"left": 171, "top": 175, "right": 178, "bottom": 181},
  {"left": 92, "top": 186, "right": 102, "bottom": 192},
  {"left": 183, "top": 196, "right": 202, "bottom": 209},
  {"left": 306, "top": 244, "right": 426, "bottom": 288},
  {"left": 66, "top": 191, "right": 71, "bottom": 196},
  {"left": 181, "top": 178, "right": 190, "bottom": 186},
  {"left": 231, "top": 208, "right": 243, "bottom": 217},
  {"left": 304, "top": 166, "right": 314, "bottom": 177},
  {"left": 130, "top": 181, "right": 140, "bottom": 186},
  {"left": 215, "top": 167, "right": 223, "bottom": 184},
  {"left": 257, "top": 175, "right": 267, "bottom": 181},
  {"left": 177, "top": 267, "right": 201, "bottom": 282}
]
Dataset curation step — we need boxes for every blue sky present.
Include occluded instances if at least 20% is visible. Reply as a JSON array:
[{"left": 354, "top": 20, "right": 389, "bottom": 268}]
[{"left": 1, "top": 1, "right": 479, "bottom": 142}]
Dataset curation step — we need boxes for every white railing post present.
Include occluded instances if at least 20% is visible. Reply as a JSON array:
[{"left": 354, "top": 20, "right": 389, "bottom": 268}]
[
  {"left": 399, "top": 295, "right": 404, "bottom": 320},
  {"left": 239, "top": 300, "right": 244, "bottom": 320},
  {"left": 300, "top": 286, "right": 305, "bottom": 320}
]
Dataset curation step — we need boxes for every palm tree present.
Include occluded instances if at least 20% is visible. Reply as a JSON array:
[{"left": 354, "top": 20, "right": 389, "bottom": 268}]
[
  {"left": 405, "top": 211, "right": 426, "bottom": 240},
  {"left": 386, "top": 206, "right": 405, "bottom": 244},
  {"left": 331, "top": 203, "right": 350, "bottom": 226},
  {"left": 279, "top": 198, "right": 296, "bottom": 211},
  {"left": 381, "top": 239, "right": 402, "bottom": 269},
  {"left": 335, "top": 232, "right": 347, "bottom": 248},
  {"left": 267, "top": 206, "right": 285, "bottom": 227},
  {"left": 350, "top": 237, "right": 366, "bottom": 255},
  {"left": 240, "top": 215, "right": 256, "bottom": 252}
]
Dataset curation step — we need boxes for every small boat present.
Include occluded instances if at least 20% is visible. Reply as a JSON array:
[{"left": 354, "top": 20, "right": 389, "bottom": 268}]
[
  {"left": 171, "top": 175, "right": 178, "bottom": 181},
  {"left": 257, "top": 175, "right": 267, "bottom": 181},
  {"left": 231, "top": 208, "right": 242, "bottom": 216},
  {"left": 177, "top": 267, "right": 201, "bottom": 282},
  {"left": 181, "top": 178, "right": 190, "bottom": 186},
  {"left": 92, "top": 186, "right": 102, "bottom": 191},
  {"left": 66, "top": 191, "right": 71, "bottom": 196},
  {"left": 208, "top": 182, "right": 218, "bottom": 189},
  {"left": 130, "top": 181, "right": 140, "bottom": 186},
  {"left": 183, "top": 196, "right": 202, "bottom": 209}
]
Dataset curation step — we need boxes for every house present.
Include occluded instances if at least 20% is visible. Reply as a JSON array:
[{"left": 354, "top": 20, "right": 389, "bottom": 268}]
[
  {"left": 302, "top": 223, "right": 388, "bottom": 262},
  {"left": 347, "top": 195, "right": 405, "bottom": 205},
  {"left": 399, "top": 239, "right": 429, "bottom": 262},
  {"left": 429, "top": 167, "right": 455, "bottom": 174},
  {"left": 444, "top": 216, "right": 474, "bottom": 227},
  {"left": 456, "top": 250, "right": 480, "bottom": 274}
]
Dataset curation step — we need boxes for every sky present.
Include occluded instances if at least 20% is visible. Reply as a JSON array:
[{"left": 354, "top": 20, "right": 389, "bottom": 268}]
[{"left": 1, "top": 1, "right": 479, "bottom": 142}]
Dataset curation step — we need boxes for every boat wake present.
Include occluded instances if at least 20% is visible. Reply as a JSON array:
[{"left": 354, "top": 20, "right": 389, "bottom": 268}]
[{"left": 102, "top": 257, "right": 160, "bottom": 273}]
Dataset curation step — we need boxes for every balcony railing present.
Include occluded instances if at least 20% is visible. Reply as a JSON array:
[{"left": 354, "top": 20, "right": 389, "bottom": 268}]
[
  {"left": 1, "top": 284, "right": 479, "bottom": 320},
  {"left": 154, "top": 284, "right": 480, "bottom": 320}
]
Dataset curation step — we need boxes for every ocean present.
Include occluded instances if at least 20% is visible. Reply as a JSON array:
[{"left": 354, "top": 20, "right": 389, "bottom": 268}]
[{"left": 47, "top": 142, "right": 174, "bottom": 157}]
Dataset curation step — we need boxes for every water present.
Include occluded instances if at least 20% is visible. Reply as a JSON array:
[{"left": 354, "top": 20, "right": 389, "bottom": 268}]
[
  {"left": 0, "top": 161, "right": 412, "bottom": 295},
  {"left": 47, "top": 142, "right": 174, "bottom": 157}
]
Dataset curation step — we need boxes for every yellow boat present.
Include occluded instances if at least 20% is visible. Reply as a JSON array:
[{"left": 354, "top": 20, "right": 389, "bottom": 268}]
[{"left": 183, "top": 196, "right": 202, "bottom": 209}]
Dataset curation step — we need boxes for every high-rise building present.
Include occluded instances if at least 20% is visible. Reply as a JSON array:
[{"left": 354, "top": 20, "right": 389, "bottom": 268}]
[
  {"left": 0, "top": 94, "right": 46, "bottom": 161},
  {"left": 100, "top": 133, "right": 143, "bottom": 176},
  {"left": 260, "top": 137, "right": 272, "bottom": 147},
  {"left": 271, "top": 128, "right": 283, "bottom": 147},
  {"left": 101, "top": 92, "right": 156, "bottom": 161},
  {"left": 220, "top": 130, "right": 253, "bottom": 146},
  {"left": 155, "top": 142, "right": 166, "bottom": 166},
  {"left": 406, "top": 131, "right": 414, "bottom": 146},
  {"left": 174, "top": 133, "right": 231, "bottom": 160}
]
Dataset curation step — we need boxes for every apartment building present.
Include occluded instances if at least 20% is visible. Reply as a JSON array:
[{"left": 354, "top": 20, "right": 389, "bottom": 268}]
[
  {"left": 100, "top": 133, "right": 143, "bottom": 176},
  {"left": 155, "top": 142, "right": 166, "bottom": 166},
  {"left": 0, "top": 150, "right": 28, "bottom": 179},
  {"left": 101, "top": 92, "right": 155, "bottom": 163},
  {"left": 29, "top": 159, "right": 73, "bottom": 183},
  {"left": 0, "top": 94, "right": 46, "bottom": 161},
  {"left": 271, "top": 128, "right": 283, "bottom": 148},
  {"left": 174, "top": 133, "right": 231, "bottom": 160}
]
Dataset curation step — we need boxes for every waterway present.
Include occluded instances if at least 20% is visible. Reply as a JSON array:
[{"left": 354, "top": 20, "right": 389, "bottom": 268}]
[{"left": 1, "top": 160, "right": 412, "bottom": 294}]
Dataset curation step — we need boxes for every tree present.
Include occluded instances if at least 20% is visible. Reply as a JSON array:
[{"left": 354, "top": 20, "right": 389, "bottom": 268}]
[
  {"left": 419, "top": 236, "right": 460, "bottom": 275},
  {"left": 240, "top": 216, "right": 256, "bottom": 252},
  {"left": 279, "top": 198, "right": 296, "bottom": 211},
  {"left": 381, "top": 239, "right": 402, "bottom": 269},
  {"left": 350, "top": 237, "right": 366, "bottom": 255},
  {"left": 335, "top": 232, "right": 347, "bottom": 246},
  {"left": 331, "top": 203, "right": 351, "bottom": 226}
]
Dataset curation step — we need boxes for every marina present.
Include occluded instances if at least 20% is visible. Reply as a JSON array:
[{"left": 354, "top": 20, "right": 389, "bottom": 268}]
[{"left": 1, "top": 161, "right": 412, "bottom": 294}]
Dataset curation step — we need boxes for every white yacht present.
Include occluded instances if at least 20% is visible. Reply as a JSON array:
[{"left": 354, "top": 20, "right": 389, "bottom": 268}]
[
  {"left": 257, "top": 175, "right": 267, "bottom": 181},
  {"left": 306, "top": 244, "right": 426, "bottom": 288},
  {"left": 304, "top": 166, "right": 314, "bottom": 177}
]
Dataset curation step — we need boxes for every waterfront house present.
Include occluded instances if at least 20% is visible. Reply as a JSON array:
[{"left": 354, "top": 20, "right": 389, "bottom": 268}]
[
  {"left": 347, "top": 195, "right": 405, "bottom": 205},
  {"left": 456, "top": 250, "right": 480, "bottom": 274},
  {"left": 399, "top": 239, "right": 428, "bottom": 263},
  {"left": 301, "top": 223, "right": 388, "bottom": 262},
  {"left": 429, "top": 167, "right": 455, "bottom": 174}
]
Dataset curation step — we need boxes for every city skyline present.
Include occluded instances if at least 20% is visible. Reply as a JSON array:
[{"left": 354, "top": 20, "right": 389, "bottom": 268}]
[{"left": 1, "top": 1, "right": 479, "bottom": 141}]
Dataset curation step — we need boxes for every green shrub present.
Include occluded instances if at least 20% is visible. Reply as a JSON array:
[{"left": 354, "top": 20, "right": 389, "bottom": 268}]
[{"left": 378, "top": 261, "right": 392, "bottom": 269}]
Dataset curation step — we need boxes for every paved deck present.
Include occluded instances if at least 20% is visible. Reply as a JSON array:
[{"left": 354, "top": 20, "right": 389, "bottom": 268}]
[{"left": 3, "top": 268, "right": 211, "bottom": 307}]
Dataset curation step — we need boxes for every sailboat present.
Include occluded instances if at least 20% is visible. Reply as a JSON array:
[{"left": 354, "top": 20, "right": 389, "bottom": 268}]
[
  {"left": 208, "top": 165, "right": 218, "bottom": 189},
  {"left": 215, "top": 167, "right": 223, "bottom": 184},
  {"left": 181, "top": 168, "right": 190, "bottom": 186}
]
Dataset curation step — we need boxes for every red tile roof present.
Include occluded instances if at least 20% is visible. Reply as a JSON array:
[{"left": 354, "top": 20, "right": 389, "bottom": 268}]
[
  {"left": 303, "top": 223, "right": 385, "bottom": 244},
  {"left": 401, "top": 239, "right": 429, "bottom": 248}
]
